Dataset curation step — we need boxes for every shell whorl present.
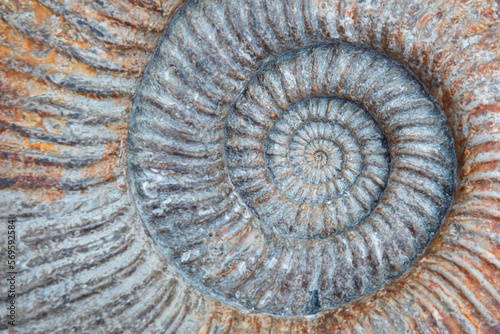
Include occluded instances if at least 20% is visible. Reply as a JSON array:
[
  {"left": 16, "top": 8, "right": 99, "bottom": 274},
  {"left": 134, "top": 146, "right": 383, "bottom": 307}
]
[{"left": 129, "top": 3, "right": 455, "bottom": 316}]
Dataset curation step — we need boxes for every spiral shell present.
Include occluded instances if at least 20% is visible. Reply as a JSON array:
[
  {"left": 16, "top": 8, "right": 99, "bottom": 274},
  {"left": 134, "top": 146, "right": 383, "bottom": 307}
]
[
  {"left": 1, "top": 0, "right": 499, "bottom": 332},
  {"left": 128, "top": 3, "right": 457, "bottom": 315}
]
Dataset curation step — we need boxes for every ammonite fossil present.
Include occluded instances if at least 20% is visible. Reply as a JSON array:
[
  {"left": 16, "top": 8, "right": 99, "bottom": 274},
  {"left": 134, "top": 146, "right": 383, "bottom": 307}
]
[{"left": 0, "top": 0, "right": 499, "bottom": 332}]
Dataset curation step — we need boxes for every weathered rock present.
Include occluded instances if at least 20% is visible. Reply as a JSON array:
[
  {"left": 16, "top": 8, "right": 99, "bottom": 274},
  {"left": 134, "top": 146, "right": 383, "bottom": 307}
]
[{"left": 0, "top": 0, "right": 499, "bottom": 332}]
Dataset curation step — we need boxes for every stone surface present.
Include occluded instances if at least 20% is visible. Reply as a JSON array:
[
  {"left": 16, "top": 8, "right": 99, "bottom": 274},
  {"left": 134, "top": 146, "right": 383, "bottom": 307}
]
[{"left": 0, "top": 0, "right": 499, "bottom": 332}]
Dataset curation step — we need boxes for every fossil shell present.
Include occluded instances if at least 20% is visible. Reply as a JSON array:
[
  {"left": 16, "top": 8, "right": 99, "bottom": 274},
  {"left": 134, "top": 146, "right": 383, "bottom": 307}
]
[
  {"left": 1, "top": 0, "right": 499, "bottom": 332},
  {"left": 129, "top": 41, "right": 456, "bottom": 316}
]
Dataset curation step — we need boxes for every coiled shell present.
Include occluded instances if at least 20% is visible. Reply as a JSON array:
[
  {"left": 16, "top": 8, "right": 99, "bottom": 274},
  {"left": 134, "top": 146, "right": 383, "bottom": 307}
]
[{"left": 129, "top": 39, "right": 456, "bottom": 316}]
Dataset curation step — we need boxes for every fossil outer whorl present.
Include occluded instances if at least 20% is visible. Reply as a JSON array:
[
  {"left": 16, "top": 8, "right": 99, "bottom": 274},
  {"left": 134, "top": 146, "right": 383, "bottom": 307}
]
[{"left": 128, "top": 1, "right": 456, "bottom": 316}]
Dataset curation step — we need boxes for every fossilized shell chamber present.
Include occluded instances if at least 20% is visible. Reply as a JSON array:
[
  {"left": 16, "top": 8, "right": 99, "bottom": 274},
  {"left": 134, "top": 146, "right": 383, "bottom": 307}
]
[{"left": 1, "top": 0, "right": 499, "bottom": 332}]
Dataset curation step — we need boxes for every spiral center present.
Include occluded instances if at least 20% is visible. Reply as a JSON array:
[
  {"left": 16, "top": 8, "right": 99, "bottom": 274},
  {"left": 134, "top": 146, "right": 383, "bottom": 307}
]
[
  {"left": 313, "top": 151, "right": 327, "bottom": 165},
  {"left": 305, "top": 140, "right": 342, "bottom": 172},
  {"left": 226, "top": 97, "right": 389, "bottom": 239}
]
